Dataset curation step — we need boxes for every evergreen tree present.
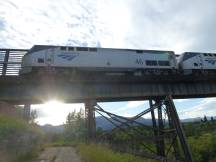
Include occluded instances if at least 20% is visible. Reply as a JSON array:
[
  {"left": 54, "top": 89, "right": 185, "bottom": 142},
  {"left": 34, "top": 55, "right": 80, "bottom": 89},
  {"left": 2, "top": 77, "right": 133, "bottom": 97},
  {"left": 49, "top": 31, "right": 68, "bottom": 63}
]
[
  {"left": 64, "top": 109, "right": 86, "bottom": 141},
  {"left": 203, "top": 115, "right": 208, "bottom": 123}
]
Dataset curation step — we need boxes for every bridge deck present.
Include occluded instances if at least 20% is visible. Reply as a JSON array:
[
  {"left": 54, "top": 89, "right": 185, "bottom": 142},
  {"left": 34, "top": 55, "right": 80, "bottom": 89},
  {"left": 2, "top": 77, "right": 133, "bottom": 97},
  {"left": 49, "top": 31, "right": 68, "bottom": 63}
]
[{"left": 0, "top": 74, "right": 216, "bottom": 104}]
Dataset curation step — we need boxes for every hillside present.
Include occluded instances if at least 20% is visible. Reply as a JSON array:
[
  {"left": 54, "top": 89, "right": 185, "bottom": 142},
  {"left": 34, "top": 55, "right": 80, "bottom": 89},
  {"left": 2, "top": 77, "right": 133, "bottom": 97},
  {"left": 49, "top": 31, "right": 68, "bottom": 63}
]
[{"left": 40, "top": 116, "right": 213, "bottom": 133}]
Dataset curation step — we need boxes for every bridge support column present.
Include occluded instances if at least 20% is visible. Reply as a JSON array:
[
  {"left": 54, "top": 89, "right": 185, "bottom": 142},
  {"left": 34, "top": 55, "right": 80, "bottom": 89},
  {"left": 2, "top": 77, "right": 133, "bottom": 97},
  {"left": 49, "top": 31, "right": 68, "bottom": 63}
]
[
  {"left": 165, "top": 96, "right": 194, "bottom": 162},
  {"left": 149, "top": 100, "right": 160, "bottom": 155},
  {"left": 150, "top": 98, "right": 166, "bottom": 157},
  {"left": 150, "top": 96, "right": 193, "bottom": 161},
  {"left": 157, "top": 99, "right": 165, "bottom": 157},
  {"left": 85, "top": 100, "right": 96, "bottom": 140},
  {"left": 23, "top": 103, "right": 31, "bottom": 121},
  {"left": 166, "top": 100, "right": 181, "bottom": 159}
]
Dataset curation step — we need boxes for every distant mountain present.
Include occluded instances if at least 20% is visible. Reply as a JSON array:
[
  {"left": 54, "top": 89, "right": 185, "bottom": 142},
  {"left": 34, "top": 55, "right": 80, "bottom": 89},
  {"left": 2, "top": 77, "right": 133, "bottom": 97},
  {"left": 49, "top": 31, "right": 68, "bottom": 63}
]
[
  {"left": 40, "top": 116, "right": 215, "bottom": 133},
  {"left": 96, "top": 116, "right": 215, "bottom": 130},
  {"left": 40, "top": 124, "right": 64, "bottom": 133},
  {"left": 96, "top": 116, "right": 153, "bottom": 131},
  {"left": 181, "top": 116, "right": 216, "bottom": 123},
  {"left": 181, "top": 117, "right": 202, "bottom": 123}
]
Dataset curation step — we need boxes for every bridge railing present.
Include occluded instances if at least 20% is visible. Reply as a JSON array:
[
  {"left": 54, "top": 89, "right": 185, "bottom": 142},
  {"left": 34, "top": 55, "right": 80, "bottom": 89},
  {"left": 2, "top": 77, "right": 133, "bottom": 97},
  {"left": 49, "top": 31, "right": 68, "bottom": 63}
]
[{"left": 0, "top": 49, "right": 28, "bottom": 75}]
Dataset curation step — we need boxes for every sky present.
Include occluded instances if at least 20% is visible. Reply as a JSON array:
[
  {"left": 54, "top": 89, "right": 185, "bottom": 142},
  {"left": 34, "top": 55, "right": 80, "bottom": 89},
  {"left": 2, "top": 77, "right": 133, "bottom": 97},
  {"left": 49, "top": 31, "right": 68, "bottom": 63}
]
[{"left": 1, "top": 0, "right": 216, "bottom": 125}]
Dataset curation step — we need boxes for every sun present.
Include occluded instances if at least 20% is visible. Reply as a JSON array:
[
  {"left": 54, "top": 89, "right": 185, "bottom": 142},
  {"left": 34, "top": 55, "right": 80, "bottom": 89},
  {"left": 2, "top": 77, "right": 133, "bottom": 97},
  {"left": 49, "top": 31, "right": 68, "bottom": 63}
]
[{"left": 44, "top": 100, "right": 63, "bottom": 109}]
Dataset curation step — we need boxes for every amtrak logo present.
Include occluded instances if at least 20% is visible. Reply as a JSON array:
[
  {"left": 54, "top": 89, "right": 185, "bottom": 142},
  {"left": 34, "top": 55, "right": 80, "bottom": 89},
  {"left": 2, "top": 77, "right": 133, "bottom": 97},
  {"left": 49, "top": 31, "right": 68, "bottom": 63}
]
[
  {"left": 58, "top": 53, "right": 79, "bottom": 61},
  {"left": 205, "top": 59, "right": 216, "bottom": 65}
]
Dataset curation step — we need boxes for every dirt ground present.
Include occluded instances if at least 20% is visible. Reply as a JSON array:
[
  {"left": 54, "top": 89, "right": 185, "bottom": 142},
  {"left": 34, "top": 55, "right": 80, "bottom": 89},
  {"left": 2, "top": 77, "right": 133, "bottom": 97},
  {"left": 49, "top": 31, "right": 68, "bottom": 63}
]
[{"left": 32, "top": 147, "right": 81, "bottom": 162}]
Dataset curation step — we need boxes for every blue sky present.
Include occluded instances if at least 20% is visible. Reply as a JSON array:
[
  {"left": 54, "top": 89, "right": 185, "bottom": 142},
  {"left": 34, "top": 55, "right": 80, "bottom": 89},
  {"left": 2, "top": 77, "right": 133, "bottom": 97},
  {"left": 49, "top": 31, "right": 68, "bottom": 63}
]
[{"left": 1, "top": 0, "right": 216, "bottom": 125}]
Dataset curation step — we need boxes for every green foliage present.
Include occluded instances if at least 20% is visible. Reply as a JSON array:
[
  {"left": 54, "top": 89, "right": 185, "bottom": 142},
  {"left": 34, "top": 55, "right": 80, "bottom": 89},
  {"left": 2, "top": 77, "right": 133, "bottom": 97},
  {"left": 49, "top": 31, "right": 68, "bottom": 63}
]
[
  {"left": 188, "top": 133, "right": 216, "bottom": 162},
  {"left": 43, "top": 139, "right": 78, "bottom": 147},
  {"left": 77, "top": 143, "right": 156, "bottom": 162},
  {"left": 29, "top": 109, "right": 38, "bottom": 124},
  {"left": 96, "top": 121, "right": 216, "bottom": 162},
  {"left": 0, "top": 114, "right": 43, "bottom": 161},
  {"left": 97, "top": 126, "right": 155, "bottom": 154},
  {"left": 183, "top": 121, "right": 216, "bottom": 162},
  {"left": 40, "top": 109, "right": 86, "bottom": 149},
  {"left": 0, "top": 114, "right": 27, "bottom": 140},
  {"left": 64, "top": 109, "right": 86, "bottom": 141},
  {"left": 183, "top": 121, "right": 216, "bottom": 137},
  {"left": 8, "top": 148, "right": 39, "bottom": 162}
]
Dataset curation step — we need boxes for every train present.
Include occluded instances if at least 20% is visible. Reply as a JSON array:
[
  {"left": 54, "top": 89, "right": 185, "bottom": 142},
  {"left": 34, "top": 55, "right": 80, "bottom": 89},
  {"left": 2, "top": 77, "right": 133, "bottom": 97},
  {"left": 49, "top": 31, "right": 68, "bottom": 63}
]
[{"left": 19, "top": 45, "right": 216, "bottom": 76}]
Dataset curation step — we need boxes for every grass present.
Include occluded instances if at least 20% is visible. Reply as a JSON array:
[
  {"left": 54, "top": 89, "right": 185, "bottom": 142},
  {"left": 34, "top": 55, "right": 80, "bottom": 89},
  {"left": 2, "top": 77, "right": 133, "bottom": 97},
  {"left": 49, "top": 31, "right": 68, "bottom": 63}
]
[
  {"left": 43, "top": 139, "right": 79, "bottom": 147},
  {"left": 0, "top": 114, "right": 27, "bottom": 139},
  {"left": 0, "top": 114, "right": 43, "bottom": 162},
  {"left": 77, "top": 143, "right": 157, "bottom": 162},
  {"left": 7, "top": 148, "right": 39, "bottom": 162},
  {"left": 51, "top": 155, "right": 57, "bottom": 162}
]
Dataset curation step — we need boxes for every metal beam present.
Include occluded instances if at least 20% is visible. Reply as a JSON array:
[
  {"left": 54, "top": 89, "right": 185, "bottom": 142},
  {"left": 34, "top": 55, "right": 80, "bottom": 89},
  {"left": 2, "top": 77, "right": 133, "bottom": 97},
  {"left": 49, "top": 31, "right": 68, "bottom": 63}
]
[
  {"left": 94, "top": 97, "right": 191, "bottom": 161},
  {"left": 166, "top": 96, "right": 194, "bottom": 162},
  {"left": 149, "top": 100, "right": 159, "bottom": 153},
  {"left": 85, "top": 100, "right": 96, "bottom": 139},
  {"left": 23, "top": 103, "right": 31, "bottom": 120},
  {"left": 1, "top": 80, "right": 216, "bottom": 104},
  {"left": 2, "top": 50, "right": 9, "bottom": 75},
  {"left": 156, "top": 99, "right": 165, "bottom": 157},
  {"left": 166, "top": 101, "right": 181, "bottom": 159}
]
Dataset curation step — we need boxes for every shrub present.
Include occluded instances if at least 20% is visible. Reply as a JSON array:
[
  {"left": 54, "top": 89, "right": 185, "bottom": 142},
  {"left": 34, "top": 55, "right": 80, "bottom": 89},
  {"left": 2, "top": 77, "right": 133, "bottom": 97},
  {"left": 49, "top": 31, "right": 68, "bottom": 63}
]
[
  {"left": 77, "top": 143, "right": 156, "bottom": 162},
  {"left": 0, "top": 114, "right": 43, "bottom": 161}
]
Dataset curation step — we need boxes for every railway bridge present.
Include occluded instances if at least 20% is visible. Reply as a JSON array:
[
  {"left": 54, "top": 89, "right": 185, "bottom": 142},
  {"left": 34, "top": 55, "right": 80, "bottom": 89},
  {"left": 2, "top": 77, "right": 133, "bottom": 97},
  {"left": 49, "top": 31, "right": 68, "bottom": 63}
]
[{"left": 1, "top": 48, "right": 216, "bottom": 162}]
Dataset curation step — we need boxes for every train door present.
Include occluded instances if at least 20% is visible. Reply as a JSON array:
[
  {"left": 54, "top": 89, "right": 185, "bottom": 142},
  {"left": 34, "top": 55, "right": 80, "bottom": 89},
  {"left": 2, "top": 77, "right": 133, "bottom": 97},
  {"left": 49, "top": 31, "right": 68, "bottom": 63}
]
[{"left": 45, "top": 48, "right": 54, "bottom": 66}]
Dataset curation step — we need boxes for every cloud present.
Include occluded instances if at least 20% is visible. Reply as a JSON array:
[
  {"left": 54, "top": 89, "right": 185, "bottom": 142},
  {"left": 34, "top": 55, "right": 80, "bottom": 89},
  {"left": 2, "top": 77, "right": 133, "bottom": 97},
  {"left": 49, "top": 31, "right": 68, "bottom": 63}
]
[
  {"left": 174, "top": 99, "right": 190, "bottom": 103},
  {"left": 178, "top": 97, "right": 216, "bottom": 119},
  {"left": 121, "top": 0, "right": 216, "bottom": 53},
  {"left": 1, "top": 0, "right": 216, "bottom": 54},
  {"left": 126, "top": 101, "right": 148, "bottom": 109},
  {"left": 0, "top": 19, "right": 5, "bottom": 31},
  {"left": 0, "top": 0, "right": 103, "bottom": 48},
  {"left": 109, "top": 101, "right": 148, "bottom": 115}
]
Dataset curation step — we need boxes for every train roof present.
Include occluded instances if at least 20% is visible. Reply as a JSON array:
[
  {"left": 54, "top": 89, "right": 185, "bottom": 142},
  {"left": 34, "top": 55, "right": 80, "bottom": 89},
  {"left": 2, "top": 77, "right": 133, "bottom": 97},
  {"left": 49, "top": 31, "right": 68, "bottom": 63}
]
[{"left": 27, "top": 45, "right": 175, "bottom": 55}]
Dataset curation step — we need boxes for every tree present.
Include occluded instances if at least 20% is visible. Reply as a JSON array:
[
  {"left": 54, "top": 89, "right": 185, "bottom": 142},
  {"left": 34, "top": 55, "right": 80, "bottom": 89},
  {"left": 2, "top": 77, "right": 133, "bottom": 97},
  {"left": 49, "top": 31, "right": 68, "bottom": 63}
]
[
  {"left": 202, "top": 115, "right": 208, "bottom": 123},
  {"left": 64, "top": 109, "right": 86, "bottom": 141},
  {"left": 29, "top": 110, "right": 38, "bottom": 124}
]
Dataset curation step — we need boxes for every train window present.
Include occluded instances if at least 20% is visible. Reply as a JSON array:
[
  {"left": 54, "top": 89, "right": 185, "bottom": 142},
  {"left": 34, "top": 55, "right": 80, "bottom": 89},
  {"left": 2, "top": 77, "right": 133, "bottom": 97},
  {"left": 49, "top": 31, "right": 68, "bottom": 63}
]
[
  {"left": 214, "top": 54, "right": 216, "bottom": 57},
  {"left": 146, "top": 60, "right": 158, "bottom": 66},
  {"left": 194, "top": 63, "right": 198, "bottom": 66},
  {"left": 204, "top": 53, "right": 208, "bottom": 56},
  {"left": 158, "top": 61, "right": 170, "bottom": 66},
  {"left": 68, "top": 47, "right": 74, "bottom": 51},
  {"left": 208, "top": 54, "right": 213, "bottom": 56},
  {"left": 76, "top": 47, "right": 88, "bottom": 51},
  {"left": 89, "top": 48, "right": 97, "bottom": 52},
  {"left": 60, "top": 47, "right": 66, "bottom": 50},
  {"left": 37, "top": 58, "right": 44, "bottom": 63},
  {"left": 136, "top": 50, "right": 143, "bottom": 53}
]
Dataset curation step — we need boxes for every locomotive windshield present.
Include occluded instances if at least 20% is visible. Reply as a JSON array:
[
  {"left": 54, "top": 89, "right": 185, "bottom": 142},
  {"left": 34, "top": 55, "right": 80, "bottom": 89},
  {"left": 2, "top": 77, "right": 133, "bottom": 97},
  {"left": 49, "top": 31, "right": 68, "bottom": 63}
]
[{"left": 28, "top": 45, "right": 55, "bottom": 54}]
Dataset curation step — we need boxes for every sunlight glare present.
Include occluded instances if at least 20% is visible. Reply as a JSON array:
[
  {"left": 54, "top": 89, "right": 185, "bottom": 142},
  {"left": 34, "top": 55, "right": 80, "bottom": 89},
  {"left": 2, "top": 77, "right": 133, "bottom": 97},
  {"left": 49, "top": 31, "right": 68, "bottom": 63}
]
[{"left": 44, "top": 100, "right": 64, "bottom": 109}]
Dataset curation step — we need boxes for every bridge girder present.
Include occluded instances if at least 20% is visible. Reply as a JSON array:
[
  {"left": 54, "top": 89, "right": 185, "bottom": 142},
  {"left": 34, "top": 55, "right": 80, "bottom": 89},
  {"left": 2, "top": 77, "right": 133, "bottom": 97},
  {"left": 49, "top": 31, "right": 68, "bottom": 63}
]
[{"left": 0, "top": 77, "right": 216, "bottom": 104}]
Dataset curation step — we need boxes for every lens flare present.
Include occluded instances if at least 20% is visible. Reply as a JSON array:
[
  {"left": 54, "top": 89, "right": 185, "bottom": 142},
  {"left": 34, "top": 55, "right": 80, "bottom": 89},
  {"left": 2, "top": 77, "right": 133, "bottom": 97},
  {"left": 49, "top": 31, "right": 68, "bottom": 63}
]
[{"left": 44, "top": 100, "right": 63, "bottom": 109}]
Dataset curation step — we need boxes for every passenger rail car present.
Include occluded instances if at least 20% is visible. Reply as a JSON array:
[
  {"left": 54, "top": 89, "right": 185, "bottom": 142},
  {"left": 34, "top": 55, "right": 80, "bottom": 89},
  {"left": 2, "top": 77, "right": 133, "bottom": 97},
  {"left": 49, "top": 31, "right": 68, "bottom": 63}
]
[{"left": 178, "top": 52, "right": 216, "bottom": 75}]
